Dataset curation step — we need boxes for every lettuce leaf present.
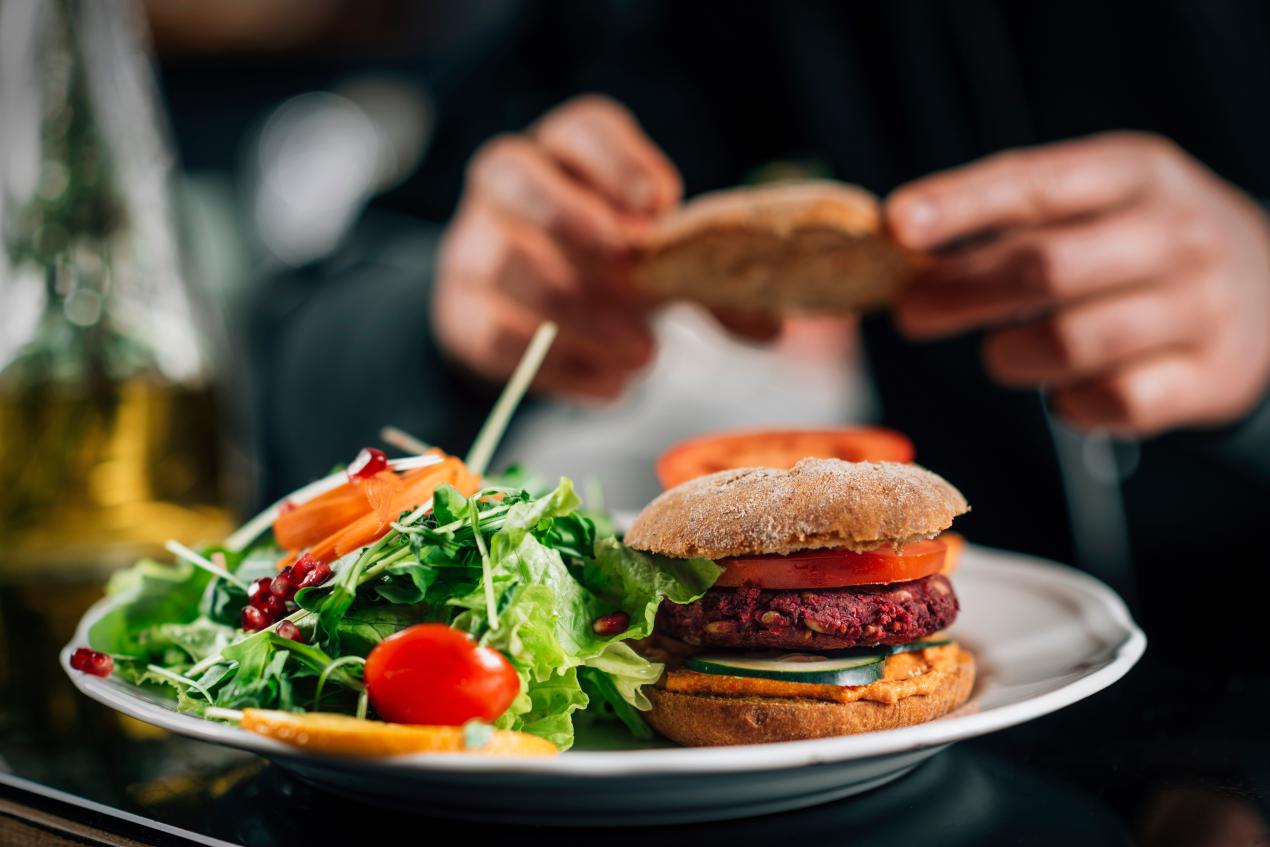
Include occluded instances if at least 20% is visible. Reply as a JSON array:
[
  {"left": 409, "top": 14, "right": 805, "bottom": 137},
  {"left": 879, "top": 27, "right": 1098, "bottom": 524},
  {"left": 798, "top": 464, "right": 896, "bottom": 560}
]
[
  {"left": 578, "top": 666, "right": 654, "bottom": 739},
  {"left": 501, "top": 666, "right": 590, "bottom": 751},
  {"left": 446, "top": 479, "right": 720, "bottom": 749},
  {"left": 143, "top": 617, "right": 236, "bottom": 665},
  {"left": 584, "top": 538, "right": 721, "bottom": 636},
  {"left": 90, "top": 559, "right": 211, "bottom": 658}
]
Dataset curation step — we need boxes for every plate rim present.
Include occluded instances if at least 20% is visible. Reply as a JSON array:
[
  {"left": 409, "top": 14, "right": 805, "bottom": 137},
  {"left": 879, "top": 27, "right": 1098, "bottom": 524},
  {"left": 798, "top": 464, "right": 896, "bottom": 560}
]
[{"left": 62, "top": 544, "right": 1145, "bottom": 777}]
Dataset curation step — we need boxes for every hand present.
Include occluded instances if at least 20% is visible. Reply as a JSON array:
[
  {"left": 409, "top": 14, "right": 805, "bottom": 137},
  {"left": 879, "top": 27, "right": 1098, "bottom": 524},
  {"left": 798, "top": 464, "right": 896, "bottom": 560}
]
[
  {"left": 887, "top": 132, "right": 1270, "bottom": 436},
  {"left": 432, "top": 95, "right": 681, "bottom": 399}
]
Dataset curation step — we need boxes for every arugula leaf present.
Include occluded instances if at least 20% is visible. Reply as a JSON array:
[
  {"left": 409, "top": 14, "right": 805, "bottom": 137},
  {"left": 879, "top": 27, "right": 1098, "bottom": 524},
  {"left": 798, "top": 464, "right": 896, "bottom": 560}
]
[
  {"left": 199, "top": 547, "right": 278, "bottom": 626},
  {"left": 176, "top": 631, "right": 363, "bottom": 712},
  {"left": 211, "top": 632, "right": 280, "bottom": 709},
  {"left": 313, "top": 545, "right": 380, "bottom": 652},
  {"left": 335, "top": 603, "right": 429, "bottom": 657},
  {"left": 372, "top": 560, "right": 438, "bottom": 604}
]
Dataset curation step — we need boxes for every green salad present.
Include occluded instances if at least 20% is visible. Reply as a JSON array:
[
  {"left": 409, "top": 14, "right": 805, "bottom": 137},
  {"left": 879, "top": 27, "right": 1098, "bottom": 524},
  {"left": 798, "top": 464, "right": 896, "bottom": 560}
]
[{"left": 83, "top": 475, "right": 719, "bottom": 751}]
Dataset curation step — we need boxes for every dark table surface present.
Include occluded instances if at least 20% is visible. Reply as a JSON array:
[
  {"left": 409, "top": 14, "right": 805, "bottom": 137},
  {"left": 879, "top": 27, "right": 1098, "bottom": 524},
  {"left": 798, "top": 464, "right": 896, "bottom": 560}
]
[{"left": 2, "top": 575, "right": 1267, "bottom": 847}]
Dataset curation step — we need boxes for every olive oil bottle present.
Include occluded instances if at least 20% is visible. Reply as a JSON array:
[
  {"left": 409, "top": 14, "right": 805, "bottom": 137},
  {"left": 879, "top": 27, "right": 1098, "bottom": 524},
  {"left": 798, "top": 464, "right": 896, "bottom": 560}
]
[{"left": 0, "top": 0, "right": 232, "bottom": 575}]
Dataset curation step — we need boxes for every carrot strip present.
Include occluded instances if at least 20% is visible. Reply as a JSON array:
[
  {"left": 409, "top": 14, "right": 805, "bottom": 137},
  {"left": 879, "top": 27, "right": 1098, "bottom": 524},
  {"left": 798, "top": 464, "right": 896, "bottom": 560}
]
[
  {"left": 271, "top": 454, "right": 444, "bottom": 550},
  {"left": 303, "top": 458, "right": 480, "bottom": 565},
  {"left": 278, "top": 450, "right": 442, "bottom": 514},
  {"left": 364, "top": 472, "right": 406, "bottom": 527},
  {"left": 274, "top": 494, "right": 372, "bottom": 550}
]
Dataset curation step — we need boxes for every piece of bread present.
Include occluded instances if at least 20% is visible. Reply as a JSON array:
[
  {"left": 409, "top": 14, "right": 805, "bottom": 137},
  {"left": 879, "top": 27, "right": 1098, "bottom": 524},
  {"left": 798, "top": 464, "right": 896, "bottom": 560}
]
[
  {"left": 633, "top": 180, "right": 920, "bottom": 314},
  {"left": 644, "top": 647, "right": 975, "bottom": 746},
  {"left": 625, "top": 458, "right": 970, "bottom": 559}
]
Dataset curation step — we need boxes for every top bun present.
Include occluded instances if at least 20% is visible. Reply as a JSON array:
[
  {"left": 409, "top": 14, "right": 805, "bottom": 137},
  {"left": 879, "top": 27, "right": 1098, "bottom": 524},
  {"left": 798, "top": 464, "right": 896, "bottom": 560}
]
[
  {"left": 625, "top": 458, "right": 969, "bottom": 559},
  {"left": 632, "top": 180, "right": 920, "bottom": 314}
]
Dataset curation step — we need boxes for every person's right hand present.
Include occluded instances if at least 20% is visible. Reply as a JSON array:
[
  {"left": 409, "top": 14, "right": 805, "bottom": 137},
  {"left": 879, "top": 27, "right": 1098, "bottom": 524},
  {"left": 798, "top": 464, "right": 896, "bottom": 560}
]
[{"left": 432, "top": 95, "right": 681, "bottom": 399}]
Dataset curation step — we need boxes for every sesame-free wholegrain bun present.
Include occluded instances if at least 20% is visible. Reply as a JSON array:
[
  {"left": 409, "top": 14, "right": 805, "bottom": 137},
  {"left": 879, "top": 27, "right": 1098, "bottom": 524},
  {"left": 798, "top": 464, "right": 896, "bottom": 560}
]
[
  {"left": 644, "top": 647, "right": 975, "bottom": 746},
  {"left": 632, "top": 180, "right": 920, "bottom": 314},
  {"left": 625, "top": 458, "right": 970, "bottom": 560}
]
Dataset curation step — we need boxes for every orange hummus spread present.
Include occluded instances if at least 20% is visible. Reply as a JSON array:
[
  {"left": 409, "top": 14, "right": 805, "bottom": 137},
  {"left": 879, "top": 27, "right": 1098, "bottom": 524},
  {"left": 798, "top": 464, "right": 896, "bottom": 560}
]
[{"left": 661, "top": 644, "right": 963, "bottom": 706}]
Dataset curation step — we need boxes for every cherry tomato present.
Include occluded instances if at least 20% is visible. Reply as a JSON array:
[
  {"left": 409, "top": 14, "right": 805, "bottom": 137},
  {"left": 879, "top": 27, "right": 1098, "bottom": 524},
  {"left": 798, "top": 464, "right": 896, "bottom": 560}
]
[
  {"left": 713, "top": 539, "right": 946, "bottom": 589},
  {"left": 656, "top": 427, "right": 915, "bottom": 489},
  {"left": 364, "top": 624, "right": 520, "bottom": 726}
]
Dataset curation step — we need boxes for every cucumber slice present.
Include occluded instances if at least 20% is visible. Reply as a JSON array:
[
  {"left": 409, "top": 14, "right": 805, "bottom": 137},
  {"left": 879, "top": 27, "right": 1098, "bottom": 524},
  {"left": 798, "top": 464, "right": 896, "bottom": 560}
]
[
  {"left": 683, "top": 639, "right": 952, "bottom": 687},
  {"left": 686, "top": 652, "right": 887, "bottom": 686},
  {"left": 818, "top": 638, "right": 952, "bottom": 659}
]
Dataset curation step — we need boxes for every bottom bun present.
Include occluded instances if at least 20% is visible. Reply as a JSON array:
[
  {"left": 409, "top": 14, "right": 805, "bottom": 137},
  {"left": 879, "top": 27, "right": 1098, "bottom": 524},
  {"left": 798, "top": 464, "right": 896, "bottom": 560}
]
[{"left": 645, "top": 647, "right": 975, "bottom": 747}]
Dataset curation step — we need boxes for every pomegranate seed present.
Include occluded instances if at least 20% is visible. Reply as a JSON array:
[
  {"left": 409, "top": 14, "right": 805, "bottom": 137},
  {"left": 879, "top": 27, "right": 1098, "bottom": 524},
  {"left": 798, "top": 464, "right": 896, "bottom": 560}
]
[
  {"left": 297, "top": 561, "right": 332, "bottom": 589},
  {"left": 278, "top": 499, "right": 297, "bottom": 515},
  {"left": 70, "top": 647, "right": 114, "bottom": 677},
  {"left": 592, "top": 611, "right": 630, "bottom": 637},
  {"left": 260, "top": 594, "right": 287, "bottom": 621},
  {"left": 241, "top": 606, "right": 268, "bottom": 631},
  {"left": 271, "top": 568, "right": 297, "bottom": 600},
  {"left": 290, "top": 553, "right": 316, "bottom": 585},
  {"left": 347, "top": 447, "right": 388, "bottom": 481},
  {"left": 276, "top": 620, "right": 304, "bottom": 642},
  {"left": 248, "top": 577, "right": 273, "bottom": 609}
]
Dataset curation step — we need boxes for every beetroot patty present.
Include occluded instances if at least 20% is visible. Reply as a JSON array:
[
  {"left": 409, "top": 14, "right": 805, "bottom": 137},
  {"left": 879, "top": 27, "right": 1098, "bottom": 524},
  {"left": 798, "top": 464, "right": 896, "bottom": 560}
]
[{"left": 655, "top": 574, "right": 958, "bottom": 650}]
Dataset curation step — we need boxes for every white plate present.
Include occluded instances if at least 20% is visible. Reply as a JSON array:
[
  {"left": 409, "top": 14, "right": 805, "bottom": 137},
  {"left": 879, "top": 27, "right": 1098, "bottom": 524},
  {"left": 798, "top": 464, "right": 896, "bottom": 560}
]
[{"left": 63, "top": 544, "right": 1144, "bottom": 825}]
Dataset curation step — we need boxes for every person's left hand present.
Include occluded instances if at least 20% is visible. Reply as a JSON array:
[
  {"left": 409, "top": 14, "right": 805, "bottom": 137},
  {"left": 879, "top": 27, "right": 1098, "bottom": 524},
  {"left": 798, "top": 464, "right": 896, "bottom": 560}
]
[{"left": 887, "top": 132, "right": 1270, "bottom": 437}]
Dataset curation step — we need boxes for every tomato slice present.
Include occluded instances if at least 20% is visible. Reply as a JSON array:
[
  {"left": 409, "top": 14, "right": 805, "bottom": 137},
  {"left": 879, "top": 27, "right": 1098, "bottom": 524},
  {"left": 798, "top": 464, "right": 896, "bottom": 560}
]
[
  {"left": 714, "top": 539, "right": 946, "bottom": 589},
  {"left": 365, "top": 624, "right": 520, "bottom": 726},
  {"left": 938, "top": 531, "right": 965, "bottom": 576},
  {"left": 656, "top": 427, "right": 915, "bottom": 489}
]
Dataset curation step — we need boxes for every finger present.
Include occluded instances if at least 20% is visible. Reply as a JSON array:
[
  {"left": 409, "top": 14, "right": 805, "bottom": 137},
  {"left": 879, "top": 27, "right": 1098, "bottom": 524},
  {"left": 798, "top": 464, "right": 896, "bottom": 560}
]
[
  {"left": 887, "top": 132, "right": 1173, "bottom": 251},
  {"left": 568, "top": 245, "right": 655, "bottom": 300},
  {"left": 468, "top": 134, "right": 632, "bottom": 254},
  {"left": 478, "top": 213, "right": 587, "bottom": 318},
  {"left": 895, "top": 205, "right": 1217, "bottom": 339},
  {"left": 533, "top": 95, "right": 682, "bottom": 215},
  {"left": 503, "top": 299, "right": 652, "bottom": 373},
  {"left": 578, "top": 297, "right": 657, "bottom": 368},
  {"left": 448, "top": 212, "right": 656, "bottom": 368},
  {"left": 1050, "top": 352, "right": 1208, "bottom": 437},
  {"left": 982, "top": 280, "right": 1211, "bottom": 387},
  {"left": 710, "top": 309, "right": 783, "bottom": 343},
  {"left": 438, "top": 285, "right": 651, "bottom": 385},
  {"left": 444, "top": 205, "right": 581, "bottom": 312},
  {"left": 512, "top": 280, "right": 653, "bottom": 371},
  {"left": 535, "top": 358, "right": 635, "bottom": 402}
]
